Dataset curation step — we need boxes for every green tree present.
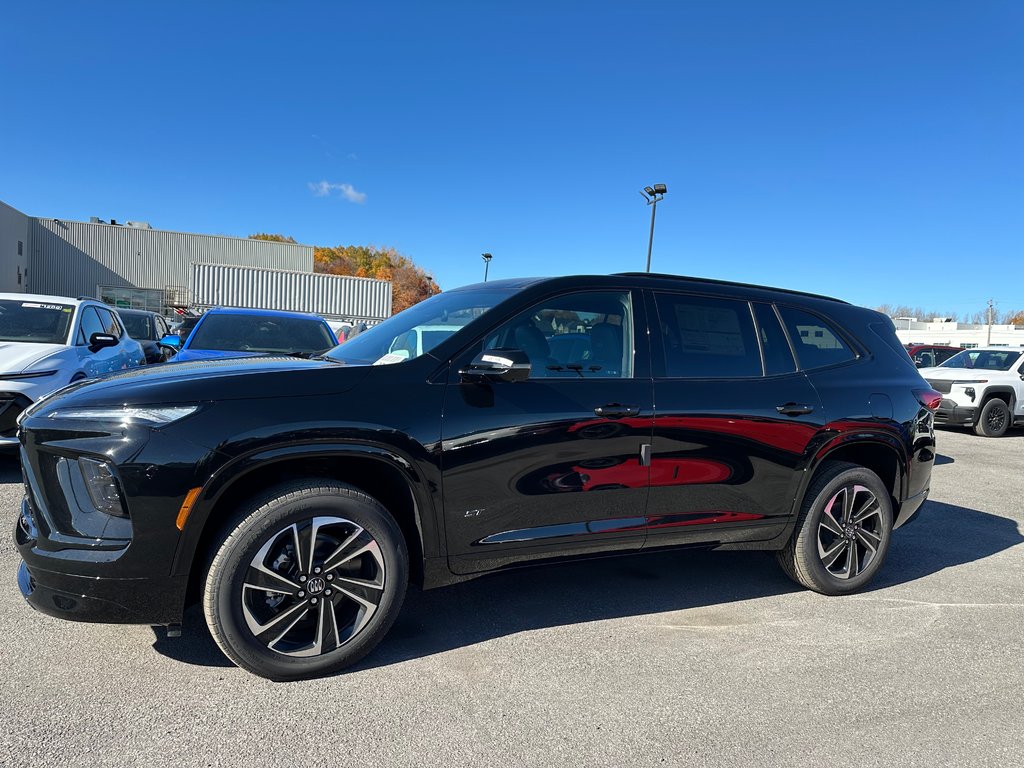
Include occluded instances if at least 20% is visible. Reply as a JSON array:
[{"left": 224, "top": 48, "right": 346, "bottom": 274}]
[{"left": 248, "top": 233, "right": 298, "bottom": 243}]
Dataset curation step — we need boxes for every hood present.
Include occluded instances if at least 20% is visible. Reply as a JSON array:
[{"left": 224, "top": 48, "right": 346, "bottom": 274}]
[
  {"left": 0, "top": 342, "right": 62, "bottom": 374},
  {"left": 919, "top": 366, "right": 974, "bottom": 380},
  {"left": 32, "top": 354, "right": 373, "bottom": 413},
  {"left": 174, "top": 348, "right": 268, "bottom": 363}
]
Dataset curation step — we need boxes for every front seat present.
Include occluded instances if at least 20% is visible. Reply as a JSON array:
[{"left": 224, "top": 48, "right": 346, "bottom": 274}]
[
  {"left": 513, "top": 324, "right": 554, "bottom": 376},
  {"left": 589, "top": 322, "right": 623, "bottom": 376}
]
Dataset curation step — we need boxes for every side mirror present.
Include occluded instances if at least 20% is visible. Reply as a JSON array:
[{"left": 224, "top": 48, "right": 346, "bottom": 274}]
[
  {"left": 159, "top": 333, "right": 181, "bottom": 349},
  {"left": 88, "top": 332, "right": 118, "bottom": 352},
  {"left": 459, "top": 348, "right": 531, "bottom": 383}
]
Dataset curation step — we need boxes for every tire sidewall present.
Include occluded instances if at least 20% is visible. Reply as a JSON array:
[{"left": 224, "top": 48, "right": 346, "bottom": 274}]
[
  {"left": 796, "top": 467, "right": 894, "bottom": 594},
  {"left": 975, "top": 398, "right": 1009, "bottom": 437},
  {"left": 206, "top": 487, "right": 407, "bottom": 680}
]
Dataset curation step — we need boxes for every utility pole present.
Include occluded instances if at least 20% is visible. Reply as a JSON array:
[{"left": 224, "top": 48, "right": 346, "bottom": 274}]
[
  {"left": 986, "top": 298, "right": 994, "bottom": 345},
  {"left": 482, "top": 253, "right": 493, "bottom": 282}
]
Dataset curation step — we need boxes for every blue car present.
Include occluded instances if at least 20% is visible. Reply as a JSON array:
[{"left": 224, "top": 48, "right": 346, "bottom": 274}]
[{"left": 173, "top": 307, "right": 338, "bottom": 362}]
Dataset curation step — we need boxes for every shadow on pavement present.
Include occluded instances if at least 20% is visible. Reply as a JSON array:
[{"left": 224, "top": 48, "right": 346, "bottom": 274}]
[
  {"left": 934, "top": 454, "right": 954, "bottom": 466},
  {"left": 151, "top": 498, "right": 1024, "bottom": 673}
]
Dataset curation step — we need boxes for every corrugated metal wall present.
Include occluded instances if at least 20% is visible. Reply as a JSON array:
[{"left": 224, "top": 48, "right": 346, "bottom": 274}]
[
  {"left": 28, "top": 219, "right": 313, "bottom": 299},
  {"left": 192, "top": 263, "right": 392, "bottom": 321}
]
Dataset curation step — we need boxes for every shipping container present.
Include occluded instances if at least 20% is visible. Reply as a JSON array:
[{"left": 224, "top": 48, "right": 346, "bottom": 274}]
[{"left": 192, "top": 263, "right": 392, "bottom": 322}]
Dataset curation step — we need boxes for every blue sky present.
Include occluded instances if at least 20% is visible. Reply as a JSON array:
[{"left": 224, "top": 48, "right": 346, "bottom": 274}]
[{"left": 2, "top": 1, "right": 1021, "bottom": 317}]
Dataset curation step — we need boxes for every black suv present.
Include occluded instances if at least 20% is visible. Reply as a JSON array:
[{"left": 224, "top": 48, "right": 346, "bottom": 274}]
[{"left": 14, "top": 274, "right": 939, "bottom": 680}]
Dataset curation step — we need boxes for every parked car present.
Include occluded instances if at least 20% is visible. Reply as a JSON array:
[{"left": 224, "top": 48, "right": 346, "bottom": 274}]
[
  {"left": 15, "top": 273, "right": 939, "bottom": 680},
  {"left": 116, "top": 308, "right": 178, "bottom": 364},
  {"left": 172, "top": 307, "right": 338, "bottom": 362},
  {"left": 919, "top": 347, "right": 1024, "bottom": 436},
  {"left": 904, "top": 344, "right": 961, "bottom": 369},
  {"left": 169, "top": 314, "right": 202, "bottom": 343},
  {"left": 0, "top": 293, "right": 145, "bottom": 447}
]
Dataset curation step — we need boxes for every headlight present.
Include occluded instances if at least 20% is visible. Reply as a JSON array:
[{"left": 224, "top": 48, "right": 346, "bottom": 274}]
[{"left": 46, "top": 405, "right": 199, "bottom": 426}]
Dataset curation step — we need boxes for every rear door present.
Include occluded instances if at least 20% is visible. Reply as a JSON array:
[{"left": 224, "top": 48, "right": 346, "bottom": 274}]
[
  {"left": 645, "top": 293, "right": 824, "bottom": 547},
  {"left": 441, "top": 288, "right": 653, "bottom": 574}
]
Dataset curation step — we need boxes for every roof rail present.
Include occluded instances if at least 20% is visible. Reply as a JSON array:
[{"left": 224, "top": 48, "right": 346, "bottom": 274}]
[{"left": 613, "top": 272, "right": 847, "bottom": 304}]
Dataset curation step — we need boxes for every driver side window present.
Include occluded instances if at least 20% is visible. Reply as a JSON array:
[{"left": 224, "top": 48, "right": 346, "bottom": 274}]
[
  {"left": 483, "top": 291, "right": 633, "bottom": 379},
  {"left": 77, "top": 307, "right": 106, "bottom": 346}
]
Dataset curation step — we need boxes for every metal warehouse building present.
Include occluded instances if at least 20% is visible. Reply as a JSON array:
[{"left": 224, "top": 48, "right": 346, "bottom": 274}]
[{"left": 0, "top": 199, "right": 391, "bottom": 323}]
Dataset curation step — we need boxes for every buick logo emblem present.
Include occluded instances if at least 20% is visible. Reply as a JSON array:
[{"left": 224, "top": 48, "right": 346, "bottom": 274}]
[{"left": 306, "top": 576, "right": 326, "bottom": 595}]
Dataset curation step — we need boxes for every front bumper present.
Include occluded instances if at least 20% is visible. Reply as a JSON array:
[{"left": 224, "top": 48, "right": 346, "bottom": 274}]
[
  {"left": 934, "top": 400, "right": 976, "bottom": 427},
  {"left": 17, "top": 560, "right": 186, "bottom": 625}
]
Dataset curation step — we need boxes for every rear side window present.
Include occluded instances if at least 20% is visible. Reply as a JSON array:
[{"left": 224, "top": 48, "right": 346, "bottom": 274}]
[
  {"left": 778, "top": 306, "right": 856, "bottom": 370},
  {"left": 753, "top": 303, "right": 796, "bottom": 375},
  {"left": 654, "top": 293, "right": 761, "bottom": 378}
]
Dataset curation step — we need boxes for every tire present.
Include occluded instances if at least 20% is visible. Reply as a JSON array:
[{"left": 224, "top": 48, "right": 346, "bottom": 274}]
[
  {"left": 776, "top": 461, "right": 893, "bottom": 595},
  {"left": 973, "top": 398, "right": 1010, "bottom": 437},
  {"left": 202, "top": 480, "right": 408, "bottom": 681}
]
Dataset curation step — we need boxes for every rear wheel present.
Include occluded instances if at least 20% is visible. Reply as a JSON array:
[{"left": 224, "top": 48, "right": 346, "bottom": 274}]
[
  {"left": 777, "top": 461, "right": 893, "bottom": 595},
  {"left": 203, "top": 480, "right": 408, "bottom": 681},
  {"left": 973, "top": 398, "right": 1010, "bottom": 437}
]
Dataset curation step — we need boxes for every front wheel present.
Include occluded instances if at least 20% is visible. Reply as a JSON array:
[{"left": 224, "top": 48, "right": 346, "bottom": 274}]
[
  {"left": 203, "top": 480, "right": 408, "bottom": 681},
  {"left": 777, "top": 461, "right": 893, "bottom": 595},
  {"left": 973, "top": 398, "right": 1010, "bottom": 437}
]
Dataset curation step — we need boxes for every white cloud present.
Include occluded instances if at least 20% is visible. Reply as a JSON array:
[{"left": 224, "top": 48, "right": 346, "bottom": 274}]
[{"left": 307, "top": 180, "right": 366, "bottom": 204}]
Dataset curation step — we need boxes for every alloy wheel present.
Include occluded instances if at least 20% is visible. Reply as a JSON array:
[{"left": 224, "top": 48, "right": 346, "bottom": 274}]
[
  {"left": 241, "top": 516, "right": 386, "bottom": 657},
  {"left": 816, "top": 485, "right": 884, "bottom": 579},
  {"left": 986, "top": 406, "right": 1007, "bottom": 433}
]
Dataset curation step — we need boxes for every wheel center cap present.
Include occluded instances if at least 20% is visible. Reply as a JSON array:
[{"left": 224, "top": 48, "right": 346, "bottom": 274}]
[
  {"left": 306, "top": 576, "right": 326, "bottom": 595},
  {"left": 845, "top": 526, "right": 856, "bottom": 540}
]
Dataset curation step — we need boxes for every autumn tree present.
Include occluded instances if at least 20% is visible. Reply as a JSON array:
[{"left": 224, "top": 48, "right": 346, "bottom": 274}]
[
  {"left": 249, "top": 233, "right": 298, "bottom": 243},
  {"left": 1003, "top": 310, "right": 1024, "bottom": 326},
  {"left": 314, "top": 244, "right": 440, "bottom": 313}
]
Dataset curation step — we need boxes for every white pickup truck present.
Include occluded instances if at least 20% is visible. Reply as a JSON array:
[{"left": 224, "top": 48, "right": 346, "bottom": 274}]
[{"left": 919, "top": 347, "right": 1024, "bottom": 436}]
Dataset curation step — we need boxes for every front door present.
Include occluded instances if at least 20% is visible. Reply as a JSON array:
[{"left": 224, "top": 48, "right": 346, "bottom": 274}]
[{"left": 441, "top": 288, "right": 653, "bottom": 575}]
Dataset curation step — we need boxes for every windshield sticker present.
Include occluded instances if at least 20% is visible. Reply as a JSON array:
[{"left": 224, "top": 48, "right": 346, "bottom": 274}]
[
  {"left": 22, "top": 303, "right": 65, "bottom": 310},
  {"left": 373, "top": 353, "right": 408, "bottom": 366}
]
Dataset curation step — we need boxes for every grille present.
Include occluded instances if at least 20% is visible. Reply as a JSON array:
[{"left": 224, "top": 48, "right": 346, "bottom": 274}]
[
  {"left": 926, "top": 379, "right": 952, "bottom": 394},
  {"left": 0, "top": 393, "right": 32, "bottom": 436}
]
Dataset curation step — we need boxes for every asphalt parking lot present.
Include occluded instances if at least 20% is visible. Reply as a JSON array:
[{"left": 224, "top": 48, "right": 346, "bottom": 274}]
[{"left": 1, "top": 428, "right": 1022, "bottom": 768}]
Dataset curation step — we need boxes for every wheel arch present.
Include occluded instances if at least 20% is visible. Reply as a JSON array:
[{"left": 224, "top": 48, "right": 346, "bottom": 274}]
[
  {"left": 981, "top": 386, "right": 1016, "bottom": 409},
  {"left": 174, "top": 444, "right": 438, "bottom": 600},
  {"left": 788, "top": 433, "right": 908, "bottom": 537}
]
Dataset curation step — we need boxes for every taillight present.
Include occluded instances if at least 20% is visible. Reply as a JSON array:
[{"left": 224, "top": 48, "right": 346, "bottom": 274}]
[{"left": 914, "top": 388, "right": 943, "bottom": 411}]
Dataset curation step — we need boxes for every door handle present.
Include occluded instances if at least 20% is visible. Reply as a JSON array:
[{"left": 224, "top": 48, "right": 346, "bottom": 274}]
[
  {"left": 776, "top": 403, "right": 815, "bottom": 416},
  {"left": 594, "top": 403, "right": 641, "bottom": 419}
]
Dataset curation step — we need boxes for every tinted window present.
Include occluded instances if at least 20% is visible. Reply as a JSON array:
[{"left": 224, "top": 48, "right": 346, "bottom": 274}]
[
  {"left": 483, "top": 291, "right": 633, "bottom": 378},
  {"left": 777, "top": 306, "right": 856, "bottom": 370},
  {"left": 753, "top": 303, "right": 796, "bottom": 375},
  {"left": 189, "top": 314, "right": 337, "bottom": 355},
  {"left": 0, "top": 299, "right": 75, "bottom": 344},
  {"left": 120, "top": 312, "right": 154, "bottom": 340},
  {"left": 655, "top": 294, "right": 761, "bottom": 378},
  {"left": 96, "top": 308, "right": 122, "bottom": 337},
  {"left": 940, "top": 349, "right": 1021, "bottom": 371},
  {"left": 79, "top": 307, "right": 106, "bottom": 345}
]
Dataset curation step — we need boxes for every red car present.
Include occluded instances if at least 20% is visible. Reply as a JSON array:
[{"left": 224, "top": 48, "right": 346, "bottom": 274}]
[{"left": 905, "top": 344, "right": 961, "bottom": 368}]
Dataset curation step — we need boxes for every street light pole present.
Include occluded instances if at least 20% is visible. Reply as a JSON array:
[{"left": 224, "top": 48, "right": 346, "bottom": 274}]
[
  {"left": 640, "top": 184, "right": 667, "bottom": 272},
  {"left": 482, "top": 252, "right": 493, "bottom": 282}
]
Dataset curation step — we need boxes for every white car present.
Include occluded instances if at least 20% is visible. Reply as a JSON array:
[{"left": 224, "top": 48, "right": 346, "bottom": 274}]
[
  {"left": 386, "top": 324, "right": 463, "bottom": 359},
  {"left": 0, "top": 293, "right": 146, "bottom": 446},
  {"left": 919, "top": 347, "right": 1024, "bottom": 437}
]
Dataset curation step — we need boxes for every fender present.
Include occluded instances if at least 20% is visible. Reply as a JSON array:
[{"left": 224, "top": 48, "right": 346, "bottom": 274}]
[
  {"left": 777, "top": 423, "right": 910, "bottom": 544},
  {"left": 169, "top": 441, "right": 442, "bottom": 578},
  {"left": 980, "top": 386, "right": 1017, "bottom": 408}
]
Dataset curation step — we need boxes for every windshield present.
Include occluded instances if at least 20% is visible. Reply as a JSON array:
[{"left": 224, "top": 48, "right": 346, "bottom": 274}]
[
  {"left": 188, "top": 314, "right": 336, "bottom": 355},
  {"left": 0, "top": 299, "right": 75, "bottom": 344},
  {"left": 120, "top": 313, "right": 154, "bottom": 340},
  {"left": 939, "top": 349, "right": 1022, "bottom": 371},
  {"left": 325, "top": 287, "right": 516, "bottom": 365}
]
